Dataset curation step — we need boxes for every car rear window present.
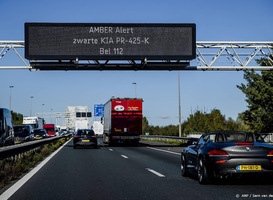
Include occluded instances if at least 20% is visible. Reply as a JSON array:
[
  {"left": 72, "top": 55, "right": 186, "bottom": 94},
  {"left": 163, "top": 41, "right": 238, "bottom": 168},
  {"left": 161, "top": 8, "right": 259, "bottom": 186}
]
[
  {"left": 77, "top": 130, "right": 95, "bottom": 136},
  {"left": 224, "top": 132, "right": 247, "bottom": 142},
  {"left": 14, "top": 126, "right": 30, "bottom": 133},
  {"left": 34, "top": 129, "right": 45, "bottom": 133}
]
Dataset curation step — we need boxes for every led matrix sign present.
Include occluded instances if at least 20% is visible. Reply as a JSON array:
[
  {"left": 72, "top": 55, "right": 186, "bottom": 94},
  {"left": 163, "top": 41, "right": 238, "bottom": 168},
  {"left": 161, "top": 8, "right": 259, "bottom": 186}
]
[{"left": 25, "top": 23, "right": 196, "bottom": 60}]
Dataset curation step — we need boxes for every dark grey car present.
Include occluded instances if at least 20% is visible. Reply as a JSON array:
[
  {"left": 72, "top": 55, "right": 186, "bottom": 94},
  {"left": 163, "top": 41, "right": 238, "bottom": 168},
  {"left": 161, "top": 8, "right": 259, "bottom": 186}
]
[
  {"left": 181, "top": 131, "right": 273, "bottom": 184},
  {"left": 73, "top": 129, "right": 97, "bottom": 149}
]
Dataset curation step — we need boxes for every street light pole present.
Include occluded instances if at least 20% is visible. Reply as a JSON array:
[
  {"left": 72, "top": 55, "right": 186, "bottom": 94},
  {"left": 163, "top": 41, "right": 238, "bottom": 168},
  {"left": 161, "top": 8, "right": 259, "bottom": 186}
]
[
  {"left": 42, "top": 104, "right": 45, "bottom": 119},
  {"left": 9, "top": 86, "right": 14, "bottom": 111},
  {"left": 30, "top": 96, "right": 34, "bottom": 116},
  {"left": 51, "top": 109, "right": 53, "bottom": 124},
  {"left": 132, "top": 82, "right": 137, "bottom": 98},
  {"left": 178, "top": 72, "right": 182, "bottom": 137}
]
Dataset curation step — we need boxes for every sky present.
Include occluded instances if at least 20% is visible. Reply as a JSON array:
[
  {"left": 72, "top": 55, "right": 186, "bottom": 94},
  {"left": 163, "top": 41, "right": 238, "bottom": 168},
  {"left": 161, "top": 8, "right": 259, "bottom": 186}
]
[{"left": 0, "top": 0, "right": 273, "bottom": 126}]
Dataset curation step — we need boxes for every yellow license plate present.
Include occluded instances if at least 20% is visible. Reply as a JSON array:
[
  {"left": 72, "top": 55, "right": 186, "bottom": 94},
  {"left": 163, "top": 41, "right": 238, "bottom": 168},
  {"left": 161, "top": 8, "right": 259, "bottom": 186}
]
[
  {"left": 237, "top": 165, "right": 261, "bottom": 171},
  {"left": 36, "top": 137, "right": 41, "bottom": 139},
  {"left": 82, "top": 140, "right": 90, "bottom": 142},
  {"left": 124, "top": 137, "right": 130, "bottom": 140}
]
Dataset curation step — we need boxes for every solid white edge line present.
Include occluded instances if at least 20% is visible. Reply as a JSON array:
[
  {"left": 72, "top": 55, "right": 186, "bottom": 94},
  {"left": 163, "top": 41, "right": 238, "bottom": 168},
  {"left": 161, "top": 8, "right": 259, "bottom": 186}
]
[
  {"left": 121, "top": 155, "right": 128, "bottom": 159},
  {"left": 0, "top": 138, "right": 72, "bottom": 200},
  {"left": 146, "top": 147, "right": 181, "bottom": 156},
  {"left": 146, "top": 168, "right": 165, "bottom": 177}
]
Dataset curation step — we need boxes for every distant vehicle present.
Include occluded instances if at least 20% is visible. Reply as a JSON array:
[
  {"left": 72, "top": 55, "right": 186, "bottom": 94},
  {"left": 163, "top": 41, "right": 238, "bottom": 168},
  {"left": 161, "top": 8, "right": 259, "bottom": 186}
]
[
  {"left": 33, "top": 128, "right": 47, "bottom": 139},
  {"left": 0, "top": 108, "right": 14, "bottom": 146},
  {"left": 102, "top": 98, "right": 142, "bottom": 145},
  {"left": 73, "top": 129, "right": 97, "bottom": 149},
  {"left": 92, "top": 121, "right": 103, "bottom": 137},
  {"left": 59, "top": 126, "right": 68, "bottom": 135},
  {"left": 23, "top": 116, "right": 43, "bottom": 129},
  {"left": 186, "top": 138, "right": 199, "bottom": 145},
  {"left": 14, "top": 125, "right": 33, "bottom": 144},
  {"left": 43, "top": 124, "right": 56, "bottom": 137},
  {"left": 181, "top": 131, "right": 273, "bottom": 184}
]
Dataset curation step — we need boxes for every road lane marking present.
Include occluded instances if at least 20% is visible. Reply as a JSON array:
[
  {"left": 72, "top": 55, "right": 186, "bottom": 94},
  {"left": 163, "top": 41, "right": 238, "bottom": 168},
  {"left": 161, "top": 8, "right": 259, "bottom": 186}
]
[
  {"left": 0, "top": 138, "right": 72, "bottom": 200},
  {"left": 146, "top": 168, "right": 165, "bottom": 177},
  {"left": 121, "top": 155, "right": 128, "bottom": 159},
  {"left": 109, "top": 148, "right": 113, "bottom": 151},
  {"left": 146, "top": 147, "right": 180, "bottom": 156}
]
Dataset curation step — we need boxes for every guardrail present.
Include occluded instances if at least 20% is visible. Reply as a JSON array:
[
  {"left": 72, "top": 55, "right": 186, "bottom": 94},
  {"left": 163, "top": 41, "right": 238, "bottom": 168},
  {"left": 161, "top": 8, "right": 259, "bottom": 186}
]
[
  {"left": 140, "top": 135, "right": 199, "bottom": 144},
  {"left": 141, "top": 135, "right": 273, "bottom": 146},
  {"left": 0, "top": 134, "right": 71, "bottom": 160}
]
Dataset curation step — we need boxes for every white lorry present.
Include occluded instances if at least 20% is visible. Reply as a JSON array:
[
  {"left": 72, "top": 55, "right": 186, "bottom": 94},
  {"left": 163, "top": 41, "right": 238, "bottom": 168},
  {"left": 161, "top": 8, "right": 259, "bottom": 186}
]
[
  {"left": 23, "top": 117, "right": 43, "bottom": 129},
  {"left": 92, "top": 121, "right": 103, "bottom": 137}
]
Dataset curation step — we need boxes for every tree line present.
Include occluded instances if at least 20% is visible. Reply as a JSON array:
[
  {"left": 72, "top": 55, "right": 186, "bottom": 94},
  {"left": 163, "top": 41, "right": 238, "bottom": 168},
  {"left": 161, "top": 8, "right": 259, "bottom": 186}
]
[
  {"left": 143, "top": 55, "right": 273, "bottom": 136},
  {"left": 142, "top": 108, "right": 251, "bottom": 137}
]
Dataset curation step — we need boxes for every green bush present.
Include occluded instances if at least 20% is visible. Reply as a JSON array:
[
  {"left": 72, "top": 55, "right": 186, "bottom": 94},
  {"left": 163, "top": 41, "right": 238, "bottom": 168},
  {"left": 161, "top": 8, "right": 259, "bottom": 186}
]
[{"left": 0, "top": 138, "right": 68, "bottom": 190}]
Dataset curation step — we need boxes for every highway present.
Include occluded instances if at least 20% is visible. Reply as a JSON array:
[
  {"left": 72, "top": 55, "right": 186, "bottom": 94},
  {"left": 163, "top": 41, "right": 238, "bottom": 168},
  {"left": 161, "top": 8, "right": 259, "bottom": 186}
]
[{"left": 5, "top": 139, "right": 273, "bottom": 200}]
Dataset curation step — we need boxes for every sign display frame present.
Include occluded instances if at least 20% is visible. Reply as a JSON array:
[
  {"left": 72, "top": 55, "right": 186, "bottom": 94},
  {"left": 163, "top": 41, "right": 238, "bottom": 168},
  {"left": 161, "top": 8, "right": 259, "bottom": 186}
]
[{"left": 25, "top": 23, "right": 196, "bottom": 61}]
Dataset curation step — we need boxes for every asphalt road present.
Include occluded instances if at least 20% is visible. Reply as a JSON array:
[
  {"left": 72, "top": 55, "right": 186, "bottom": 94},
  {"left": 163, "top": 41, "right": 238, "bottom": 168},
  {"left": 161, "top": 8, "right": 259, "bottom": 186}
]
[{"left": 7, "top": 139, "right": 273, "bottom": 200}]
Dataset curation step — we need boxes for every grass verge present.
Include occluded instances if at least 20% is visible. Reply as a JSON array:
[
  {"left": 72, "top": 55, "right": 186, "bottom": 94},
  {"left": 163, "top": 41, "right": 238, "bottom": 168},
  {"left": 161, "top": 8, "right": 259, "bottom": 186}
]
[
  {"left": 141, "top": 138, "right": 186, "bottom": 146},
  {"left": 0, "top": 137, "right": 69, "bottom": 190}
]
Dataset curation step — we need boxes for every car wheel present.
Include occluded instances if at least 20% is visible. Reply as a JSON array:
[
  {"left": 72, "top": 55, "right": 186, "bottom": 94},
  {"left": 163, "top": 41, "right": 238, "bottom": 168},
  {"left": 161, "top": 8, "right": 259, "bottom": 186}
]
[
  {"left": 73, "top": 145, "right": 77, "bottom": 149},
  {"left": 198, "top": 158, "right": 209, "bottom": 184},
  {"left": 181, "top": 155, "right": 188, "bottom": 177}
]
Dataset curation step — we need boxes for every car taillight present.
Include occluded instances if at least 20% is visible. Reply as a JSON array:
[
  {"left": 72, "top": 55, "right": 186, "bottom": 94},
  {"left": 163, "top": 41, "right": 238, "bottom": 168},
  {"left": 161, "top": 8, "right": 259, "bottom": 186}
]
[
  {"left": 74, "top": 135, "right": 80, "bottom": 138},
  {"left": 234, "top": 143, "right": 253, "bottom": 146},
  {"left": 267, "top": 150, "right": 273, "bottom": 156},
  {"left": 209, "top": 149, "right": 229, "bottom": 156},
  {"left": 92, "top": 135, "right": 97, "bottom": 138},
  {"left": 112, "top": 136, "right": 118, "bottom": 139},
  {"left": 215, "top": 160, "right": 227, "bottom": 164}
]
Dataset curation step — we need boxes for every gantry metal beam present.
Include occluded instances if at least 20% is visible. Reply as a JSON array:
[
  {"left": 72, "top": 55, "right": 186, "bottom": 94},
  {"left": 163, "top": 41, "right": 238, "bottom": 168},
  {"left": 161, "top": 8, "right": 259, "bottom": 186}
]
[
  {"left": 0, "top": 41, "right": 272, "bottom": 71},
  {"left": 195, "top": 41, "right": 273, "bottom": 71}
]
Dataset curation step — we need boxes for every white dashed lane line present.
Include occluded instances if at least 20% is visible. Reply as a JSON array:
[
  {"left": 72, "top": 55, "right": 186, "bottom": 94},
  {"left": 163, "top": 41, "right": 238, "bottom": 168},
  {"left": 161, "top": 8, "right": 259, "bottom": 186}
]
[
  {"left": 121, "top": 155, "right": 129, "bottom": 159},
  {"left": 108, "top": 148, "right": 166, "bottom": 178},
  {"left": 146, "top": 147, "right": 180, "bottom": 156},
  {"left": 146, "top": 168, "right": 165, "bottom": 177}
]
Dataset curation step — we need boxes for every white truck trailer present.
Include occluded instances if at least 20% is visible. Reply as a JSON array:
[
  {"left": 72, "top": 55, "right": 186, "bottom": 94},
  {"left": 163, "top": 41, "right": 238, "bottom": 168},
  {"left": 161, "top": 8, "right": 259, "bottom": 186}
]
[
  {"left": 23, "top": 117, "right": 43, "bottom": 129},
  {"left": 92, "top": 121, "right": 103, "bottom": 136}
]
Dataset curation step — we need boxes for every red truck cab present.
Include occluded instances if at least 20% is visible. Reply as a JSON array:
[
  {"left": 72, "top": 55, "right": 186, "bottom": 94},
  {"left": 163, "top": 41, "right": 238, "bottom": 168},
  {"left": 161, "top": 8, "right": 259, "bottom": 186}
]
[{"left": 43, "top": 124, "right": 55, "bottom": 137}]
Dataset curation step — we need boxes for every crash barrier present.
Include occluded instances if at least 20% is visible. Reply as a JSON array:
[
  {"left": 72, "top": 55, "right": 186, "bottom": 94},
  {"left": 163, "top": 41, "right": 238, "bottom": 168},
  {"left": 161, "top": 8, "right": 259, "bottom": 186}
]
[
  {"left": 0, "top": 134, "right": 71, "bottom": 160},
  {"left": 141, "top": 135, "right": 199, "bottom": 145},
  {"left": 141, "top": 134, "right": 273, "bottom": 146}
]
